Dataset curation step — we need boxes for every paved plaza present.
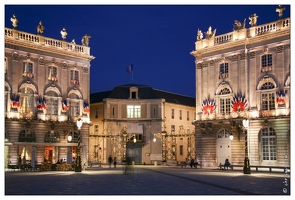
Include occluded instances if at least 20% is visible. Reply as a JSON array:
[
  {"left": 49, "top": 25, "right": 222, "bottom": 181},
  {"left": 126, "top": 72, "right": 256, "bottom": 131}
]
[{"left": 4, "top": 165, "right": 290, "bottom": 196}]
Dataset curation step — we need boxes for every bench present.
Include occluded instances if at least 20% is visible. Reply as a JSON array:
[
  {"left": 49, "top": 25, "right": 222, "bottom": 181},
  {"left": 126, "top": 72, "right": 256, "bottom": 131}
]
[
  {"left": 7, "top": 165, "right": 19, "bottom": 172},
  {"left": 220, "top": 164, "right": 290, "bottom": 172},
  {"left": 89, "top": 161, "right": 101, "bottom": 167},
  {"left": 179, "top": 162, "right": 202, "bottom": 168},
  {"left": 251, "top": 165, "right": 290, "bottom": 172}
]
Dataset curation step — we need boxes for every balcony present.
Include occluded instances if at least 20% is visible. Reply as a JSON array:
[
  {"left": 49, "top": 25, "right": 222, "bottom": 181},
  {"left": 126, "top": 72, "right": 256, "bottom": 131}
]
[{"left": 5, "top": 28, "right": 93, "bottom": 57}]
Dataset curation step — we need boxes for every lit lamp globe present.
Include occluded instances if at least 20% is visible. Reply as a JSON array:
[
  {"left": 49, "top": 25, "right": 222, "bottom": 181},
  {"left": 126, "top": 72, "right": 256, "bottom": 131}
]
[{"left": 229, "top": 134, "right": 234, "bottom": 141}]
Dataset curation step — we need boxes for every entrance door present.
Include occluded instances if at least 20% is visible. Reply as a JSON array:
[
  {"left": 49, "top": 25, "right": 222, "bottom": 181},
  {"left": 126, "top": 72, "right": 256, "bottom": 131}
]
[
  {"left": 126, "top": 144, "right": 142, "bottom": 164},
  {"left": 217, "top": 129, "right": 232, "bottom": 165}
]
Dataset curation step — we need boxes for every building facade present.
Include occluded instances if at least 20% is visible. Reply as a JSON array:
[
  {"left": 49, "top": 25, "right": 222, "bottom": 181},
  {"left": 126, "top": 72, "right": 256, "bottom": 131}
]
[
  {"left": 191, "top": 7, "right": 290, "bottom": 168},
  {"left": 4, "top": 15, "right": 94, "bottom": 170},
  {"left": 89, "top": 84, "right": 196, "bottom": 165}
]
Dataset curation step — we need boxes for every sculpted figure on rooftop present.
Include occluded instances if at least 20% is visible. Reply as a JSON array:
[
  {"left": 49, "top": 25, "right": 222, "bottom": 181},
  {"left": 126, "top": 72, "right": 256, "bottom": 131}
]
[
  {"left": 60, "top": 28, "right": 67, "bottom": 40},
  {"left": 197, "top": 29, "right": 203, "bottom": 41},
  {"left": 276, "top": 5, "right": 285, "bottom": 19},
  {"left": 205, "top": 26, "right": 216, "bottom": 39},
  {"left": 10, "top": 14, "right": 18, "bottom": 29},
  {"left": 81, "top": 34, "right": 91, "bottom": 46},
  {"left": 249, "top": 13, "right": 258, "bottom": 27},
  {"left": 233, "top": 19, "right": 246, "bottom": 31},
  {"left": 37, "top": 21, "right": 45, "bottom": 35}
]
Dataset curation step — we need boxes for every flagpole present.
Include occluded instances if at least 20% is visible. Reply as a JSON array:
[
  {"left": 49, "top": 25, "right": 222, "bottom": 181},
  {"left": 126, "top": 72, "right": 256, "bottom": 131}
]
[{"left": 132, "top": 70, "right": 134, "bottom": 83}]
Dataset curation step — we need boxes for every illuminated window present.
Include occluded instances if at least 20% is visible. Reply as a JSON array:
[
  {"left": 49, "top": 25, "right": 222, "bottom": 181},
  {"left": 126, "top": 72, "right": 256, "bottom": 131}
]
[
  {"left": 69, "top": 93, "right": 80, "bottom": 117},
  {"left": 45, "top": 91, "right": 58, "bottom": 115},
  {"left": 23, "top": 62, "right": 34, "bottom": 78},
  {"left": 219, "top": 63, "right": 228, "bottom": 79},
  {"left": 261, "top": 82, "right": 275, "bottom": 111},
  {"left": 127, "top": 105, "right": 141, "bottom": 118},
  {"left": 20, "top": 87, "right": 34, "bottom": 114},
  {"left": 261, "top": 127, "right": 276, "bottom": 161},
  {"left": 70, "top": 70, "right": 79, "bottom": 84},
  {"left": 218, "top": 88, "right": 231, "bottom": 114},
  {"left": 48, "top": 66, "right": 58, "bottom": 81}
]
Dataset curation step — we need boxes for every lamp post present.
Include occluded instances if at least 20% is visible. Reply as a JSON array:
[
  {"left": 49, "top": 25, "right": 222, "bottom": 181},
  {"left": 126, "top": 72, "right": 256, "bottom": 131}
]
[
  {"left": 75, "top": 118, "right": 83, "bottom": 172},
  {"left": 243, "top": 119, "right": 251, "bottom": 174}
]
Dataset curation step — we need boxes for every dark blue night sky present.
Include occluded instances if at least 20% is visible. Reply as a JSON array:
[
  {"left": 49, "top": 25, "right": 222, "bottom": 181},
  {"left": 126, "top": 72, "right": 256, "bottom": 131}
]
[{"left": 4, "top": 4, "right": 291, "bottom": 97}]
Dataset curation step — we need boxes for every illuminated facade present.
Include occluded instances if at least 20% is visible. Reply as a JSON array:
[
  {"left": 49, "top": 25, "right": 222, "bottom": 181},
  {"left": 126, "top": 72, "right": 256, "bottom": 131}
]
[
  {"left": 4, "top": 16, "right": 94, "bottom": 169},
  {"left": 191, "top": 7, "right": 290, "bottom": 167},
  {"left": 89, "top": 84, "right": 196, "bottom": 165}
]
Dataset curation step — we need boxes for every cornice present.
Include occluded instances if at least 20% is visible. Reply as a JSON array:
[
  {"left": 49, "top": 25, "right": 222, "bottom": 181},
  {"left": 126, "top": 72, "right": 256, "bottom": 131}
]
[
  {"left": 191, "top": 29, "right": 290, "bottom": 58},
  {"left": 5, "top": 37, "right": 95, "bottom": 61}
]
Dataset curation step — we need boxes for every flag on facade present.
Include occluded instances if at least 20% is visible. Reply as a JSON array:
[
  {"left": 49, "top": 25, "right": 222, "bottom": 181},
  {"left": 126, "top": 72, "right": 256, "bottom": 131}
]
[{"left": 126, "top": 64, "right": 133, "bottom": 73}]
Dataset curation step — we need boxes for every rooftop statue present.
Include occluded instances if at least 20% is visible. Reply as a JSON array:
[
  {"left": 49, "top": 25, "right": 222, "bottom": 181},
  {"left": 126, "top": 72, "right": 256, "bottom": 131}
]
[
  {"left": 197, "top": 29, "right": 203, "bottom": 41},
  {"left": 205, "top": 26, "right": 216, "bottom": 39},
  {"left": 233, "top": 19, "right": 246, "bottom": 31},
  {"left": 37, "top": 21, "right": 45, "bottom": 35},
  {"left": 249, "top": 13, "right": 258, "bottom": 27},
  {"left": 81, "top": 34, "right": 91, "bottom": 46},
  {"left": 10, "top": 14, "right": 18, "bottom": 29},
  {"left": 60, "top": 28, "right": 67, "bottom": 40},
  {"left": 276, "top": 5, "right": 285, "bottom": 19}
]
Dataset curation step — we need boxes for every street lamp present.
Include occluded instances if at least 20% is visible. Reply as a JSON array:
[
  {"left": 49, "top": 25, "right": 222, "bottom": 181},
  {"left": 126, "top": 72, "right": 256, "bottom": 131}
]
[
  {"left": 75, "top": 118, "right": 83, "bottom": 172},
  {"left": 243, "top": 119, "right": 251, "bottom": 174}
]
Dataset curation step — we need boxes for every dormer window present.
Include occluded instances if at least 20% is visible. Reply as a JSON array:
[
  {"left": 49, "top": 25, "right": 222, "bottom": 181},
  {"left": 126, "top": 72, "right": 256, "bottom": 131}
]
[{"left": 129, "top": 87, "right": 138, "bottom": 99}]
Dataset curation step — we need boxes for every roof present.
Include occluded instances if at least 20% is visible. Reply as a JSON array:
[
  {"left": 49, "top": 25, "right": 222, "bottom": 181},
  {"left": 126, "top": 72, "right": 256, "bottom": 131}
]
[{"left": 90, "top": 84, "right": 195, "bottom": 107}]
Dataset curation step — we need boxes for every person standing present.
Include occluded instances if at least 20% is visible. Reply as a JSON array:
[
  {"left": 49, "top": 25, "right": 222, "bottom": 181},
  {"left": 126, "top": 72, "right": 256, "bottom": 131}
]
[
  {"left": 113, "top": 157, "right": 117, "bottom": 168},
  {"left": 190, "top": 158, "right": 194, "bottom": 168},
  {"left": 108, "top": 155, "right": 113, "bottom": 168},
  {"left": 17, "top": 155, "right": 21, "bottom": 170}
]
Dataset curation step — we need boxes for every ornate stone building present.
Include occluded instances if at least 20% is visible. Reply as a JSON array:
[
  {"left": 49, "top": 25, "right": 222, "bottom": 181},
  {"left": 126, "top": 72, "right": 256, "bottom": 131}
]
[
  {"left": 191, "top": 6, "right": 290, "bottom": 168},
  {"left": 4, "top": 15, "right": 94, "bottom": 170},
  {"left": 89, "top": 84, "right": 196, "bottom": 165}
]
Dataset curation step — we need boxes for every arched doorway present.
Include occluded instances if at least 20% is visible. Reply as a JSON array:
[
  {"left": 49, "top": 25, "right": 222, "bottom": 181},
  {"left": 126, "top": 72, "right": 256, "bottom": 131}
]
[{"left": 217, "top": 129, "right": 232, "bottom": 166}]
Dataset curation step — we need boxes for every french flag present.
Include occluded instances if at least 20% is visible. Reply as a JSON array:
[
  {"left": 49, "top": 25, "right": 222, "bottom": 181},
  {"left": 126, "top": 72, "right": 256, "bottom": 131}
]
[{"left": 126, "top": 64, "right": 133, "bottom": 73}]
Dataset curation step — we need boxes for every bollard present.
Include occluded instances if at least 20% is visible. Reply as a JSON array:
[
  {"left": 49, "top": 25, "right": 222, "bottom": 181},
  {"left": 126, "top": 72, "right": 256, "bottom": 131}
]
[{"left": 154, "top": 161, "right": 157, "bottom": 166}]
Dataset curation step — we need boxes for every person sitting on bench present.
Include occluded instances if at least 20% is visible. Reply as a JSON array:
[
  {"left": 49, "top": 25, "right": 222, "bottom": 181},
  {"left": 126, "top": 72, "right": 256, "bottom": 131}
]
[{"left": 224, "top": 158, "right": 231, "bottom": 170}]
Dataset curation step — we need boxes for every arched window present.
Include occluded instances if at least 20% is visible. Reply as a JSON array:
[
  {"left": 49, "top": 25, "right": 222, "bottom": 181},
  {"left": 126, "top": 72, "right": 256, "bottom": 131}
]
[
  {"left": 68, "top": 131, "right": 79, "bottom": 143},
  {"left": 218, "top": 88, "right": 231, "bottom": 114},
  {"left": 19, "top": 129, "right": 36, "bottom": 142},
  {"left": 261, "top": 82, "right": 275, "bottom": 111},
  {"left": 20, "top": 87, "right": 34, "bottom": 114},
  {"left": 45, "top": 91, "right": 59, "bottom": 115},
  {"left": 217, "top": 129, "right": 230, "bottom": 138},
  {"left": 44, "top": 130, "right": 60, "bottom": 143},
  {"left": 261, "top": 127, "right": 276, "bottom": 161},
  {"left": 69, "top": 93, "right": 80, "bottom": 117}
]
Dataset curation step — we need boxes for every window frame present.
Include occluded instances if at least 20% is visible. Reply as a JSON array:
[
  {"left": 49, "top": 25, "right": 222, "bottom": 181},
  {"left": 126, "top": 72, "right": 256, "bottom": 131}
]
[
  {"left": 261, "top": 127, "right": 277, "bottom": 161},
  {"left": 127, "top": 105, "right": 141, "bottom": 118}
]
